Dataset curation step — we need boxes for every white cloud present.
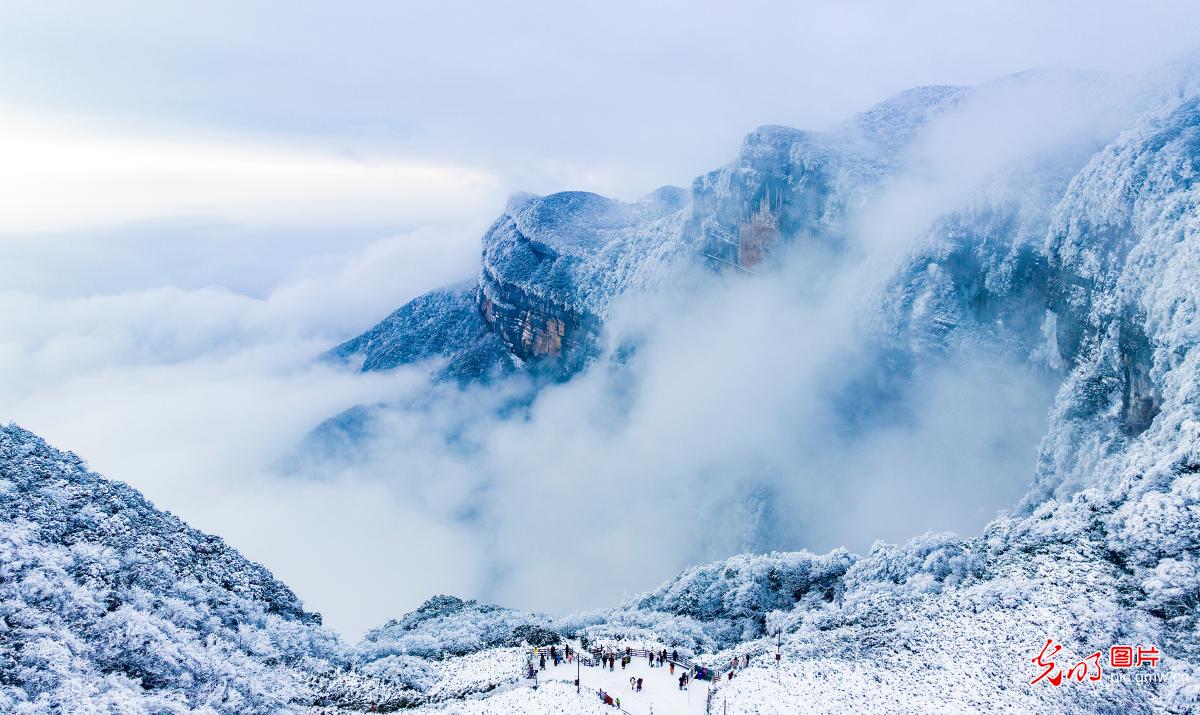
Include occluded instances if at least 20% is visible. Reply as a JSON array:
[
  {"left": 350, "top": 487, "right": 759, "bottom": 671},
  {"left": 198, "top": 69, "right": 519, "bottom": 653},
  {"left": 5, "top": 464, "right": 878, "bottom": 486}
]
[
  {"left": 0, "top": 229, "right": 483, "bottom": 638},
  {"left": 0, "top": 111, "right": 501, "bottom": 233}
]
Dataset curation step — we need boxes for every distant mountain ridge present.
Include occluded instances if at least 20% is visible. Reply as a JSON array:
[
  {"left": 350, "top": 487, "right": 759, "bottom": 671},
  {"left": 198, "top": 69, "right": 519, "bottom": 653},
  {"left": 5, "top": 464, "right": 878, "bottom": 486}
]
[{"left": 328, "top": 84, "right": 970, "bottom": 383}]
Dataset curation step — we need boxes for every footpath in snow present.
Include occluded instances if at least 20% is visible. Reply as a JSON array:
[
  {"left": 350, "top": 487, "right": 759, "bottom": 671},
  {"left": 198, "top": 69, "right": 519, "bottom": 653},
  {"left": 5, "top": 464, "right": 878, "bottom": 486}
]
[{"left": 537, "top": 656, "right": 710, "bottom": 715}]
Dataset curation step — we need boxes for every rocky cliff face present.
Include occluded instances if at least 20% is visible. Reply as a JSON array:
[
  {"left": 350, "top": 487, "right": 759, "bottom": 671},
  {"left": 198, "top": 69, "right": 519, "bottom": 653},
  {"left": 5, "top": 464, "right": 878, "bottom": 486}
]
[
  {"left": 686, "top": 85, "right": 968, "bottom": 272},
  {"left": 475, "top": 189, "right": 689, "bottom": 374},
  {"left": 331, "top": 85, "right": 972, "bottom": 382},
  {"left": 331, "top": 187, "right": 689, "bottom": 380}
]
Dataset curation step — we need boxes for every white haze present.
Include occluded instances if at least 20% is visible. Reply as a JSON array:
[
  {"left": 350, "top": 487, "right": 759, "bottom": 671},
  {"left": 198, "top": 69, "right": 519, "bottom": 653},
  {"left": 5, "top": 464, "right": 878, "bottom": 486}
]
[{"left": 2, "top": 2, "right": 1199, "bottom": 638}]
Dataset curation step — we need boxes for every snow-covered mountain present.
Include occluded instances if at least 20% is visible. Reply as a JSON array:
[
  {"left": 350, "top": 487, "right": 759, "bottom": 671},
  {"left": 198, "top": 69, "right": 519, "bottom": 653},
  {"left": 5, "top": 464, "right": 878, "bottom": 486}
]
[
  {"left": 327, "top": 84, "right": 971, "bottom": 384},
  {"left": 9, "top": 67, "right": 1200, "bottom": 712},
  {"left": 328, "top": 186, "right": 691, "bottom": 382},
  {"left": 310, "top": 67, "right": 1200, "bottom": 710},
  {"left": 0, "top": 424, "right": 341, "bottom": 712}
]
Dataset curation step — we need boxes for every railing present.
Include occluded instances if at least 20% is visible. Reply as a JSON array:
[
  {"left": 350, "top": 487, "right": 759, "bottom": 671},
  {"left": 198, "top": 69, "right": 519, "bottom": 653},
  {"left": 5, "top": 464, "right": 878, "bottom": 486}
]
[
  {"left": 583, "top": 646, "right": 698, "bottom": 673},
  {"left": 527, "top": 646, "right": 694, "bottom": 667}
]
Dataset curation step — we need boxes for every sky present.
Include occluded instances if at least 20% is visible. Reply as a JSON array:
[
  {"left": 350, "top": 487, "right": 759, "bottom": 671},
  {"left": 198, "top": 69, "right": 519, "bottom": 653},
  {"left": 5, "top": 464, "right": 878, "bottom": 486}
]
[{"left": 2, "top": 1, "right": 1200, "bottom": 638}]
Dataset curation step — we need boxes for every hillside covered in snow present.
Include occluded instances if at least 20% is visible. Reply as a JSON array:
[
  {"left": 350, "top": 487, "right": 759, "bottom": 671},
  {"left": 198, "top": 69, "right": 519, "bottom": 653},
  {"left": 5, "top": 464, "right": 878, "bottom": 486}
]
[{"left": 6, "top": 64, "right": 1200, "bottom": 714}]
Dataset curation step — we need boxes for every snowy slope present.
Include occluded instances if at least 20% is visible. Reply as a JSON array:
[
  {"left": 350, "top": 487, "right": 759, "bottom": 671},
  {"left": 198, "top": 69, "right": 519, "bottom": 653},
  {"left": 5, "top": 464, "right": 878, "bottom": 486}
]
[
  {"left": 355, "top": 595, "right": 559, "bottom": 660},
  {"left": 327, "top": 283, "right": 516, "bottom": 385},
  {"left": 0, "top": 424, "right": 343, "bottom": 713},
  {"left": 0, "top": 426, "right": 583, "bottom": 712}
]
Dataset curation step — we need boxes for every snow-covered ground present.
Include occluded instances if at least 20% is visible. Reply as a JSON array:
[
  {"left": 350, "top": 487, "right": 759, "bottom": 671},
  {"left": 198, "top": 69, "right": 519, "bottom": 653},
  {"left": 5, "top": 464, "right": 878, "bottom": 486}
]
[
  {"left": 408, "top": 646, "right": 713, "bottom": 715},
  {"left": 414, "top": 681, "right": 611, "bottom": 715},
  {"left": 426, "top": 648, "right": 527, "bottom": 700},
  {"left": 536, "top": 657, "right": 709, "bottom": 715}
]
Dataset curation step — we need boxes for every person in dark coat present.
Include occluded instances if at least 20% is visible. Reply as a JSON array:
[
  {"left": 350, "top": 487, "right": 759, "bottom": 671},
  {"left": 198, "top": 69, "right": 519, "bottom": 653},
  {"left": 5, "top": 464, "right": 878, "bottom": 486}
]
[
  {"left": 636, "top": 677, "right": 643, "bottom": 692},
  {"left": 539, "top": 654, "right": 546, "bottom": 670}
]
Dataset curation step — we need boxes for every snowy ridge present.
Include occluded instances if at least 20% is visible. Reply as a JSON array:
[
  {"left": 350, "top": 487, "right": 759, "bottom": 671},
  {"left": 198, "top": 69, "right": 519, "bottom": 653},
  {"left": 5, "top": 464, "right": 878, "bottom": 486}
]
[
  {"left": 326, "top": 284, "right": 515, "bottom": 384},
  {"left": 494, "top": 186, "right": 691, "bottom": 317},
  {"left": 0, "top": 424, "right": 342, "bottom": 713},
  {"left": 475, "top": 186, "right": 690, "bottom": 372},
  {"left": 355, "top": 596, "right": 559, "bottom": 660},
  {"left": 330, "top": 81, "right": 973, "bottom": 384}
]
